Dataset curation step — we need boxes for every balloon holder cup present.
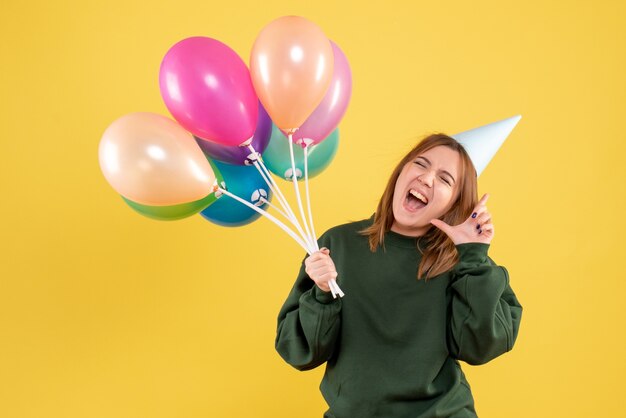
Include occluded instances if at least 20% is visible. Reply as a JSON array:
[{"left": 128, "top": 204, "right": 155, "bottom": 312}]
[
  {"left": 212, "top": 181, "right": 225, "bottom": 198},
  {"left": 238, "top": 136, "right": 254, "bottom": 147},
  {"left": 296, "top": 138, "right": 315, "bottom": 148},
  {"left": 244, "top": 151, "right": 262, "bottom": 166}
]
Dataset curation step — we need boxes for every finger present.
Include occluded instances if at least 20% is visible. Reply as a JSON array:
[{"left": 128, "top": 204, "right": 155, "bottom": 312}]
[
  {"left": 319, "top": 271, "right": 338, "bottom": 281},
  {"left": 317, "top": 283, "right": 331, "bottom": 292},
  {"left": 481, "top": 224, "right": 494, "bottom": 233},
  {"left": 311, "top": 270, "right": 336, "bottom": 283},
  {"left": 307, "top": 260, "right": 331, "bottom": 273},
  {"left": 308, "top": 252, "right": 329, "bottom": 262},
  {"left": 309, "top": 251, "right": 324, "bottom": 259},
  {"left": 479, "top": 227, "right": 494, "bottom": 238},
  {"left": 474, "top": 212, "right": 491, "bottom": 225},
  {"left": 308, "top": 260, "right": 335, "bottom": 273},
  {"left": 471, "top": 193, "right": 489, "bottom": 213},
  {"left": 308, "top": 261, "right": 333, "bottom": 274},
  {"left": 478, "top": 222, "right": 494, "bottom": 238},
  {"left": 305, "top": 256, "right": 321, "bottom": 267},
  {"left": 470, "top": 206, "right": 489, "bottom": 220},
  {"left": 313, "top": 255, "right": 335, "bottom": 267},
  {"left": 430, "top": 219, "right": 453, "bottom": 236},
  {"left": 307, "top": 268, "right": 332, "bottom": 282},
  {"left": 476, "top": 219, "right": 492, "bottom": 233},
  {"left": 305, "top": 257, "right": 328, "bottom": 272}
]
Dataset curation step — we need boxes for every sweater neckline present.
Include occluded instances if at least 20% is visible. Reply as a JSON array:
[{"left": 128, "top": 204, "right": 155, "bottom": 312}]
[
  {"left": 366, "top": 214, "right": 429, "bottom": 249},
  {"left": 384, "top": 229, "right": 428, "bottom": 248}
]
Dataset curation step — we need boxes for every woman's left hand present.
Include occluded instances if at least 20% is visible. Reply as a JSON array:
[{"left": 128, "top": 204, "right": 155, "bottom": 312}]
[{"left": 430, "top": 193, "right": 494, "bottom": 245}]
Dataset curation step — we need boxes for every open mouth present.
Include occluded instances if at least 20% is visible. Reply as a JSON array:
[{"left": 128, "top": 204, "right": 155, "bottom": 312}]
[{"left": 404, "top": 189, "right": 428, "bottom": 212}]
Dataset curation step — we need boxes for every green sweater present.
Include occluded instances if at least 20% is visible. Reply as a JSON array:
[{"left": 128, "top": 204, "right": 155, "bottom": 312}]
[{"left": 276, "top": 216, "right": 523, "bottom": 418}]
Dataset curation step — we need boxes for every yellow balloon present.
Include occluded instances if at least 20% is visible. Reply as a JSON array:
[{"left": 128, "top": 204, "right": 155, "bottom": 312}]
[
  {"left": 250, "top": 16, "right": 334, "bottom": 134},
  {"left": 99, "top": 112, "right": 216, "bottom": 206}
]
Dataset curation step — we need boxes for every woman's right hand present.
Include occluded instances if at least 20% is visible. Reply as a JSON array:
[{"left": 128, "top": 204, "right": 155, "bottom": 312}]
[{"left": 304, "top": 247, "right": 338, "bottom": 293}]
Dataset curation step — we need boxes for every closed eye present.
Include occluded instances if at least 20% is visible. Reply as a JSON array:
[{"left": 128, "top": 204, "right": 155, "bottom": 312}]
[{"left": 415, "top": 161, "right": 452, "bottom": 185}]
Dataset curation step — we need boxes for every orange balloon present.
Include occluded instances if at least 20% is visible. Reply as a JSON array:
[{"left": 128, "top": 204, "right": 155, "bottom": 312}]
[
  {"left": 250, "top": 16, "right": 334, "bottom": 134},
  {"left": 99, "top": 112, "right": 216, "bottom": 206}
]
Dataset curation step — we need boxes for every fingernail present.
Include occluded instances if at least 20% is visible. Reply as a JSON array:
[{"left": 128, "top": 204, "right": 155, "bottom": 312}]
[
  {"left": 471, "top": 213, "right": 477, "bottom": 218},
  {"left": 476, "top": 224, "right": 480, "bottom": 229}
]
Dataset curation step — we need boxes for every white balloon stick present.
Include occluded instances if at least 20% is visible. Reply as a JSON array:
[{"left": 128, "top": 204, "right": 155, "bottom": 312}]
[
  {"left": 303, "top": 144, "right": 344, "bottom": 298},
  {"left": 251, "top": 160, "right": 302, "bottom": 231},
  {"left": 249, "top": 145, "right": 313, "bottom": 248},
  {"left": 217, "top": 187, "right": 312, "bottom": 255},
  {"left": 218, "top": 186, "right": 346, "bottom": 296},
  {"left": 248, "top": 144, "right": 317, "bottom": 251},
  {"left": 333, "top": 281, "right": 345, "bottom": 298},
  {"left": 303, "top": 145, "right": 319, "bottom": 248},
  {"left": 247, "top": 146, "right": 295, "bottom": 217},
  {"left": 288, "top": 135, "right": 315, "bottom": 248},
  {"left": 289, "top": 136, "right": 342, "bottom": 298},
  {"left": 258, "top": 197, "right": 289, "bottom": 220}
]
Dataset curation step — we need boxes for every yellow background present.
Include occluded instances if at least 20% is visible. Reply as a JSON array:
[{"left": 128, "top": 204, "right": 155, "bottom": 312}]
[{"left": 1, "top": 0, "right": 624, "bottom": 416}]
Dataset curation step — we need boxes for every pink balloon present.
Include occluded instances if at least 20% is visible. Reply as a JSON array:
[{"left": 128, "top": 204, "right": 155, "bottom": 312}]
[
  {"left": 289, "top": 41, "right": 352, "bottom": 146},
  {"left": 159, "top": 37, "right": 258, "bottom": 147}
]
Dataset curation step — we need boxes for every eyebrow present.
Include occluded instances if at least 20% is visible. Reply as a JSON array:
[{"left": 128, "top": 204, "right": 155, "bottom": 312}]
[{"left": 415, "top": 156, "right": 456, "bottom": 184}]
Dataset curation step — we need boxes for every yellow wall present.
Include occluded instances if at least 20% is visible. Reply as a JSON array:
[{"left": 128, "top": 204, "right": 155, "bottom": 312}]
[{"left": 1, "top": 0, "right": 624, "bottom": 416}]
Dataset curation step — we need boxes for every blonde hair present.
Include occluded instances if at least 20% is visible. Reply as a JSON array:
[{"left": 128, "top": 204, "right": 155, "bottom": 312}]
[{"left": 359, "top": 133, "right": 478, "bottom": 280}]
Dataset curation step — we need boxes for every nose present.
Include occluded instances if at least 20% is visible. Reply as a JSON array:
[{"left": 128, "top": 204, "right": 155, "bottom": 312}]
[{"left": 417, "top": 170, "right": 434, "bottom": 187}]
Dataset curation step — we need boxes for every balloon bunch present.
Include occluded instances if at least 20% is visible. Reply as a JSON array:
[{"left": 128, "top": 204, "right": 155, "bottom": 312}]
[{"left": 99, "top": 16, "right": 352, "bottom": 298}]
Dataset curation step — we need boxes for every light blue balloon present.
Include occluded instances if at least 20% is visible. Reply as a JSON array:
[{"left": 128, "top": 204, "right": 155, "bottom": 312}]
[
  {"left": 262, "top": 125, "right": 339, "bottom": 181},
  {"left": 200, "top": 160, "right": 272, "bottom": 227}
]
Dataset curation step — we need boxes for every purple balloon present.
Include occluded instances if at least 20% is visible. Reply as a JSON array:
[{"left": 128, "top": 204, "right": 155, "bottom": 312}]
[
  {"left": 289, "top": 41, "right": 352, "bottom": 145},
  {"left": 159, "top": 37, "right": 258, "bottom": 146},
  {"left": 195, "top": 102, "right": 272, "bottom": 165}
]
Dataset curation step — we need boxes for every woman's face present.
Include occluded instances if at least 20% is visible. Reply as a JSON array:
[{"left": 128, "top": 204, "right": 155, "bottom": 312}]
[{"left": 391, "top": 145, "right": 460, "bottom": 236}]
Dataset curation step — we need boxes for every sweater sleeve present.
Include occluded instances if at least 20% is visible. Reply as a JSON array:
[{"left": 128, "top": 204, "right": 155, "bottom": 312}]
[
  {"left": 275, "top": 236, "right": 342, "bottom": 371},
  {"left": 447, "top": 242, "right": 523, "bottom": 365}
]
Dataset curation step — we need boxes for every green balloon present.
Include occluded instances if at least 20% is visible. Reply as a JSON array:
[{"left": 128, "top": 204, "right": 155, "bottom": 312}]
[
  {"left": 122, "top": 157, "right": 225, "bottom": 221},
  {"left": 122, "top": 192, "right": 218, "bottom": 221},
  {"left": 262, "top": 125, "right": 339, "bottom": 181}
]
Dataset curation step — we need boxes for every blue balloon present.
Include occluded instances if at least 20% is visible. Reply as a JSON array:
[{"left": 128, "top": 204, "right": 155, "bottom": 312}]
[{"left": 200, "top": 160, "right": 272, "bottom": 227}]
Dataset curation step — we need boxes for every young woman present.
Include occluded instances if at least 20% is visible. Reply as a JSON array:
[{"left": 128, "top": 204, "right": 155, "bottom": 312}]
[{"left": 275, "top": 133, "right": 523, "bottom": 418}]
